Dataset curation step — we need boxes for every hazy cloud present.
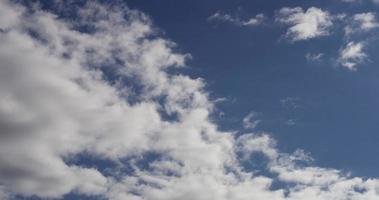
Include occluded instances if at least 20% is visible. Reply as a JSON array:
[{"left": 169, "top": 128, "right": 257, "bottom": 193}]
[
  {"left": 345, "top": 12, "right": 379, "bottom": 35},
  {"left": 208, "top": 11, "right": 265, "bottom": 27},
  {"left": 306, "top": 53, "right": 324, "bottom": 62},
  {"left": 242, "top": 112, "right": 261, "bottom": 129}
]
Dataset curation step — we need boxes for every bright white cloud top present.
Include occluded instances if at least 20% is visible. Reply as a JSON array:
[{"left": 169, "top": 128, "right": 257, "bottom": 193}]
[
  {"left": 276, "top": 7, "right": 333, "bottom": 41},
  {"left": 1, "top": 1, "right": 379, "bottom": 200}
]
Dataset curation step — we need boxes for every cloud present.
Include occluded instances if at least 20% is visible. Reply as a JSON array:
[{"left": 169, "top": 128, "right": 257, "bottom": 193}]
[
  {"left": 286, "top": 119, "right": 297, "bottom": 126},
  {"left": 338, "top": 41, "right": 368, "bottom": 70},
  {"left": 345, "top": 12, "right": 379, "bottom": 35},
  {"left": 341, "top": 0, "right": 379, "bottom": 4},
  {"left": 208, "top": 11, "right": 265, "bottom": 27},
  {"left": 242, "top": 112, "right": 261, "bottom": 130},
  {"left": 1, "top": 1, "right": 379, "bottom": 200},
  {"left": 306, "top": 53, "right": 324, "bottom": 62},
  {"left": 276, "top": 7, "right": 333, "bottom": 41},
  {"left": 280, "top": 97, "right": 303, "bottom": 109}
]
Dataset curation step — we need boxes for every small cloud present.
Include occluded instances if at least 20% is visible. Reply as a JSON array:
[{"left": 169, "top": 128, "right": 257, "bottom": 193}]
[
  {"left": 290, "top": 149, "right": 314, "bottom": 163},
  {"left": 242, "top": 111, "right": 261, "bottom": 129},
  {"left": 286, "top": 119, "right": 297, "bottom": 126},
  {"left": 208, "top": 11, "right": 234, "bottom": 23},
  {"left": 345, "top": 12, "right": 379, "bottom": 36},
  {"left": 276, "top": 7, "right": 333, "bottom": 41},
  {"left": 213, "top": 97, "right": 228, "bottom": 104},
  {"left": 241, "top": 14, "right": 265, "bottom": 26},
  {"left": 280, "top": 97, "right": 302, "bottom": 109},
  {"left": 280, "top": 97, "right": 302, "bottom": 126},
  {"left": 341, "top": 0, "right": 379, "bottom": 4},
  {"left": 208, "top": 11, "right": 265, "bottom": 27},
  {"left": 306, "top": 53, "right": 324, "bottom": 62},
  {"left": 338, "top": 41, "right": 367, "bottom": 70}
]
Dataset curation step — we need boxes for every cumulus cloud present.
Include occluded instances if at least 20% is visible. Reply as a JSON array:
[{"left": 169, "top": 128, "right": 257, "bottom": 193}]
[
  {"left": 276, "top": 7, "right": 333, "bottom": 41},
  {"left": 338, "top": 41, "right": 368, "bottom": 70},
  {"left": 208, "top": 11, "right": 265, "bottom": 27},
  {"left": 1, "top": 1, "right": 379, "bottom": 200}
]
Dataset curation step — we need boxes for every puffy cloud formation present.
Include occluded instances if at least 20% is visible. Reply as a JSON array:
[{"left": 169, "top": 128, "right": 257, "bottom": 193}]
[
  {"left": 276, "top": 7, "right": 333, "bottom": 41},
  {"left": 208, "top": 11, "right": 265, "bottom": 27},
  {"left": 338, "top": 41, "right": 368, "bottom": 70},
  {"left": 1, "top": 1, "right": 379, "bottom": 200}
]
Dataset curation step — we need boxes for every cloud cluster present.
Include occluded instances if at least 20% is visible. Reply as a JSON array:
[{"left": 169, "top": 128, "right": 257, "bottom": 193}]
[
  {"left": 339, "top": 12, "right": 378, "bottom": 70},
  {"left": 275, "top": 6, "right": 377, "bottom": 70},
  {"left": 1, "top": 1, "right": 379, "bottom": 200},
  {"left": 208, "top": 6, "right": 377, "bottom": 70}
]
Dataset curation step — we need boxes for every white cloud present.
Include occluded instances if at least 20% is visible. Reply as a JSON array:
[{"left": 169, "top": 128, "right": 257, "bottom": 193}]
[
  {"left": 338, "top": 41, "right": 367, "bottom": 70},
  {"left": 342, "top": 0, "right": 379, "bottom": 4},
  {"left": 345, "top": 12, "right": 379, "bottom": 35},
  {"left": 208, "top": 11, "right": 265, "bottom": 27},
  {"left": 242, "top": 112, "right": 261, "bottom": 130},
  {"left": 354, "top": 13, "right": 379, "bottom": 30},
  {"left": 306, "top": 53, "right": 324, "bottom": 62},
  {"left": 276, "top": 7, "right": 333, "bottom": 41},
  {"left": 1, "top": 1, "right": 379, "bottom": 200}
]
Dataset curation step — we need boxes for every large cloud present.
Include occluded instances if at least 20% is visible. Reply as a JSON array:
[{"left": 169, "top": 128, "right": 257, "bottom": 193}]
[{"left": 1, "top": 1, "right": 379, "bottom": 200}]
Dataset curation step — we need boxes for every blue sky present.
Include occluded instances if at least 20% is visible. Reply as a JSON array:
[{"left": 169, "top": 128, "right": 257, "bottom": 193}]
[
  {"left": 1, "top": 0, "right": 379, "bottom": 199},
  {"left": 125, "top": 0, "right": 379, "bottom": 177}
]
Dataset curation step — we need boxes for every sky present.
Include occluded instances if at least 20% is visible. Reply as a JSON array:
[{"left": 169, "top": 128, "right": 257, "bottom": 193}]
[
  {"left": 122, "top": 0, "right": 379, "bottom": 177},
  {"left": 1, "top": 0, "right": 379, "bottom": 199}
]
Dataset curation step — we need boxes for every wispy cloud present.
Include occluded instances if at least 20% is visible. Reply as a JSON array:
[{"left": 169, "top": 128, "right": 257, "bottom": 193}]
[
  {"left": 280, "top": 97, "right": 303, "bottom": 109},
  {"left": 208, "top": 11, "right": 265, "bottom": 27},
  {"left": 345, "top": 12, "right": 379, "bottom": 36},
  {"left": 242, "top": 111, "right": 261, "bottom": 129},
  {"left": 306, "top": 53, "right": 324, "bottom": 62},
  {"left": 341, "top": 0, "right": 379, "bottom": 4}
]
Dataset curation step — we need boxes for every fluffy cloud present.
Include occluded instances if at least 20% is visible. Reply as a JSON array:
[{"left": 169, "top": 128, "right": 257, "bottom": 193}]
[
  {"left": 208, "top": 11, "right": 265, "bottom": 27},
  {"left": 345, "top": 12, "right": 379, "bottom": 35},
  {"left": 338, "top": 41, "right": 368, "bottom": 70},
  {"left": 1, "top": 1, "right": 379, "bottom": 200},
  {"left": 276, "top": 7, "right": 333, "bottom": 41}
]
